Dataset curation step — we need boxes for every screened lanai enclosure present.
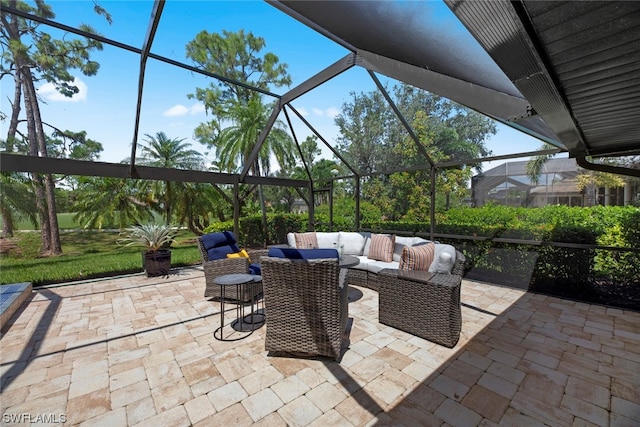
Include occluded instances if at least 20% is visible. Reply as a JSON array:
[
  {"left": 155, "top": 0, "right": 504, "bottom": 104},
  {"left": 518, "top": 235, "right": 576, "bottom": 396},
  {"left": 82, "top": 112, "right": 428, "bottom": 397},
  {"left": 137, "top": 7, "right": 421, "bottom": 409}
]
[{"left": 1, "top": 1, "right": 639, "bottom": 307}]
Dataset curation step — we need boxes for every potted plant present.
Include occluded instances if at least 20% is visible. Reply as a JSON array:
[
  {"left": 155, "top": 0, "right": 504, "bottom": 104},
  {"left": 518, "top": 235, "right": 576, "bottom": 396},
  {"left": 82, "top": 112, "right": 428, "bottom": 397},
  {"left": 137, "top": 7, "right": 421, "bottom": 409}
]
[{"left": 119, "top": 223, "right": 178, "bottom": 277}]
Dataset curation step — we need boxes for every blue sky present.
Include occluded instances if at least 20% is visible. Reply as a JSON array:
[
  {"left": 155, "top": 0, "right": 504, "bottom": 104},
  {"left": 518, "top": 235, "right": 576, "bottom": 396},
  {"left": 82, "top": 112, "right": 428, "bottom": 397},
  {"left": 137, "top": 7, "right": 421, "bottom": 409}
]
[{"left": 1, "top": 0, "right": 552, "bottom": 171}]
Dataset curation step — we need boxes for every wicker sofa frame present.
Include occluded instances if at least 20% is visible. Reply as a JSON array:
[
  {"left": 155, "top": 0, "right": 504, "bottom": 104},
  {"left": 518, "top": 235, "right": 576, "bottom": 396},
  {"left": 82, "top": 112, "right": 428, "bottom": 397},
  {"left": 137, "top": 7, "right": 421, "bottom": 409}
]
[
  {"left": 259, "top": 256, "right": 349, "bottom": 361},
  {"left": 197, "top": 236, "right": 268, "bottom": 301},
  {"left": 377, "top": 250, "right": 466, "bottom": 348},
  {"left": 346, "top": 249, "right": 465, "bottom": 292}
]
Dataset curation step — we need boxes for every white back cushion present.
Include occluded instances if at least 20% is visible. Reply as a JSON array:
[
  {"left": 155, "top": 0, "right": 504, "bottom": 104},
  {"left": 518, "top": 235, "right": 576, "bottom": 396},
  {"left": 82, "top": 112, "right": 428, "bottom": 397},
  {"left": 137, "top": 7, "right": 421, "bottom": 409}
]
[
  {"left": 338, "top": 232, "right": 366, "bottom": 255},
  {"left": 428, "top": 244, "right": 457, "bottom": 273},
  {"left": 316, "top": 232, "right": 340, "bottom": 249}
]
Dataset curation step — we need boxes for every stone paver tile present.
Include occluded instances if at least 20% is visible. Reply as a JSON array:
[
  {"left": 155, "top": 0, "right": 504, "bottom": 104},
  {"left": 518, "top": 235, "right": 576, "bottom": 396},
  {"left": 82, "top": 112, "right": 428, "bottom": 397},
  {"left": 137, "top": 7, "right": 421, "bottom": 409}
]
[
  {"left": 561, "top": 394, "right": 609, "bottom": 426},
  {"left": 184, "top": 394, "right": 216, "bottom": 425},
  {"left": 364, "top": 330, "right": 395, "bottom": 348},
  {"left": 442, "top": 359, "right": 484, "bottom": 387},
  {"left": 242, "top": 388, "right": 284, "bottom": 422},
  {"left": 348, "top": 355, "right": 388, "bottom": 382},
  {"left": 132, "top": 404, "right": 190, "bottom": 427},
  {"left": 145, "top": 360, "right": 183, "bottom": 389},
  {"left": 486, "top": 348, "right": 521, "bottom": 368},
  {"left": 429, "top": 374, "right": 470, "bottom": 402},
  {"left": 488, "top": 360, "right": 526, "bottom": 385},
  {"left": 68, "top": 372, "right": 110, "bottom": 399},
  {"left": 125, "top": 396, "right": 156, "bottom": 425},
  {"left": 565, "top": 376, "right": 610, "bottom": 409},
  {"left": 26, "top": 373, "right": 71, "bottom": 400},
  {"left": 238, "top": 365, "right": 284, "bottom": 395},
  {"left": 307, "top": 409, "right": 354, "bottom": 427},
  {"left": 462, "top": 385, "right": 510, "bottom": 423},
  {"left": 349, "top": 340, "right": 379, "bottom": 357},
  {"left": 365, "top": 375, "right": 406, "bottom": 406},
  {"left": 248, "top": 411, "right": 287, "bottom": 426},
  {"left": 193, "top": 402, "right": 253, "bottom": 427},
  {"left": 523, "top": 349, "right": 560, "bottom": 369},
  {"left": 511, "top": 391, "right": 574, "bottom": 426},
  {"left": 110, "top": 366, "right": 146, "bottom": 392},
  {"left": 434, "top": 398, "right": 483, "bottom": 427},
  {"left": 611, "top": 377, "right": 640, "bottom": 403},
  {"left": 611, "top": 396, "right": 640, "bottom": 423},
  {"left": 277, "top": 395, "right": 323, "bottom": 427},
  {"left": 71, "top": 359, "right": 109, "bottom": 382},
  {"left": 335, "top": 389, "right": 383, "bottom": 426},
  {"left": 401, "top": 361, "right": 437, "bottom": 383},
  {"left": 477, "top": 372, "right": 518, "bottom": 399},
  {"left": 111, "top": 380, "right": 151, "bottom": 408},
  {"left": 370, "top": 347, "right": 413, "bottom": 371},
  {"left": 305, "top": 381, "right": 347, "bottom": 412},
  {"left": 216, "top": 357, "right": 257, "bottom": 383},
  {"left": 65, "top": 387, "right": 111, "bottom": 425},
  {"left": 151, "top": 377, "right": 193, "bottom": 412},
  {"left": 208, "top": 380, "right": 249, "bottom": 412},
  {"left": 190, "top": 374, "right": 227, "bottom": 397},
  {"left": 458, "top": 350, "right": 492, "bottom": 371},
  {"left": 79, "top": 407, "right": 127, "bottom": 427},
  {"left": 497, "top": 407, "right": 546, "bottom": 427},
  {"left": 295, "top": 367, "right": 325, "bottom": 389},
  {"left": 271, "top": 374, "right": 311, "bottom": 404},
  {"left": 180, "top": 357, "right": 220, "bottom": 386}
]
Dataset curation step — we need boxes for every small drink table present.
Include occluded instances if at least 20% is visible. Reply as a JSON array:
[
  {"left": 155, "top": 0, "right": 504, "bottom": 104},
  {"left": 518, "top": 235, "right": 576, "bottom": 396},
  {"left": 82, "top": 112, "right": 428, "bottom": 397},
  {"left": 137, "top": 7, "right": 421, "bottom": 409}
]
[{"left": 213, "top": 273, "right": 264, "bottom": 341}]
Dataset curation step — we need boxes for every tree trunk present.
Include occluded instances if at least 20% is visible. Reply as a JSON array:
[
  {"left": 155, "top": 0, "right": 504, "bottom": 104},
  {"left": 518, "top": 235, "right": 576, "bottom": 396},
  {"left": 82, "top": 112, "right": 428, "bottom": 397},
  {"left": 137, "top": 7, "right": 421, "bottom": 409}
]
[{"left": 21, "top": 67, "right": 52, "bottom": 255}]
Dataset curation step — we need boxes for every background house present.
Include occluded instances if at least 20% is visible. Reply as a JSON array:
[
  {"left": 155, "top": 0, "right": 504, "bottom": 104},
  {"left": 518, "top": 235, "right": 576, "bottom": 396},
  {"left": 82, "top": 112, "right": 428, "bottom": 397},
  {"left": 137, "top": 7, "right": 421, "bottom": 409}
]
[{"left": 472, "top": 158, "right": 638, "bottom": 208}]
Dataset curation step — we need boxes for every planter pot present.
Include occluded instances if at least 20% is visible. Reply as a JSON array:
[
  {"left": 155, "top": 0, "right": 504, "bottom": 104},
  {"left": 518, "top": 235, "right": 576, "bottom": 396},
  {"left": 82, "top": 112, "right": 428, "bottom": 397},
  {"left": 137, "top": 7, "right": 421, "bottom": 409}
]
[{"left": 143, "top": 249, "right": 172, "bottom": 277}]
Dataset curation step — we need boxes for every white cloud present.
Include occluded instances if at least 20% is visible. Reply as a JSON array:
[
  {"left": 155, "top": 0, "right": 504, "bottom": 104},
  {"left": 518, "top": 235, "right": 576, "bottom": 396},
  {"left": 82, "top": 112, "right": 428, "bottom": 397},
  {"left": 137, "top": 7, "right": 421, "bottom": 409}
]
[
  {"left": 190, "top": 103, "right": 205, "bottom": 115},
  {"left": 37, "top": 77, "right": 87, "bottom": 102},
  {"left": 311, "top": 107, "right": 340, "bottom": 118},
  {"left": 164, "top": 104, "right": 189, "bottom": 117},
  {"left": 296, "top": 107, "right": 309, "bottom": 117},
  {"left": 325, "top": 107, "right": 340, "bottom": 118},
  {"left": 163, "top": 103, "right": 205, "bottom": 117}
]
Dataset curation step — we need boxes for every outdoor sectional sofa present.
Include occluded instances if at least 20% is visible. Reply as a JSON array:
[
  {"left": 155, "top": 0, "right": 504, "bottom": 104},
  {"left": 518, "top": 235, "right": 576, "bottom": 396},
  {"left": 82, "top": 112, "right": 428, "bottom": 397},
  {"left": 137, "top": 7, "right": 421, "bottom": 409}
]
[
  {"left": 286, "top": 231, "right": 466, "bottom": 347},
  {"left": 286, "top": 231, "right": 465, "bottom": 291}
]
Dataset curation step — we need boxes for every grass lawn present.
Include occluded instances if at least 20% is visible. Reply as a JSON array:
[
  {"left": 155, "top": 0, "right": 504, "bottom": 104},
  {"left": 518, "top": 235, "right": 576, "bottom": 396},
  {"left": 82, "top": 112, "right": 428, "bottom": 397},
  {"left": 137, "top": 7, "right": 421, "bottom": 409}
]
[{"left": 0, "top": 229, "right": 201, "bottom": 286}]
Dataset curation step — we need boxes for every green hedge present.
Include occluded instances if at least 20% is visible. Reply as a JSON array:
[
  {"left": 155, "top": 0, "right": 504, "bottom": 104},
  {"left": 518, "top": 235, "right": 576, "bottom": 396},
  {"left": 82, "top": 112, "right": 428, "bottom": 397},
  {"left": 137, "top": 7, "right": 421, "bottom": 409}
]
[{"left": 202, "top": 206, "right": 639, "bottom": 308}]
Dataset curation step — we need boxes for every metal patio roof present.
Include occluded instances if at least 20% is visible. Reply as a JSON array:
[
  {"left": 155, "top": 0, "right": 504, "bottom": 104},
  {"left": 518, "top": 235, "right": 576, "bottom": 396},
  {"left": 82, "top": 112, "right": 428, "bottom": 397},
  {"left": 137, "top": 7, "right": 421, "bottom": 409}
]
[
  {"left": 2, "top": 0, "right": 639, "bottom": 182},
  {"left": 272, "top": 0, "right": 640, "bottom": 161}
]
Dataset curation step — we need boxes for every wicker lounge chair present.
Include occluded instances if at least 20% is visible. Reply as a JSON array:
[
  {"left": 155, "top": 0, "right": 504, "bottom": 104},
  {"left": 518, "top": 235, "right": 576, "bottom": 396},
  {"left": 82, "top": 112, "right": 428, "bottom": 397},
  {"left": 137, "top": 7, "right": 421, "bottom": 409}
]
[
  {"left": 197, "top": 232, "right": 267, "bottom": 301},
  {"left": 378, "top": 250, "right": 466, "bottom": 348},
  {"left": 260, "top": 250, "right": 349, "bottom": 361}
]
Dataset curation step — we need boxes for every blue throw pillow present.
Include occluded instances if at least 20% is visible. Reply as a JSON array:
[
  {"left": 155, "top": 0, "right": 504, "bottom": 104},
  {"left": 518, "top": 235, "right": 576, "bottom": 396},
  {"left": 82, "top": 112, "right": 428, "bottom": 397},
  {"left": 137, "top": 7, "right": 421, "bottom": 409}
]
[
  {"left": 268, "top": 248, "right": 339, "bottom": 260},
  {"left": 201, "top": 231, "right": 236, "bottom": 250},
  {"left": 248, "top": 263, "right": 261, "bottom": 275},
  {"left": 207, "top": 245, "right": 239, "bottom": 260}
]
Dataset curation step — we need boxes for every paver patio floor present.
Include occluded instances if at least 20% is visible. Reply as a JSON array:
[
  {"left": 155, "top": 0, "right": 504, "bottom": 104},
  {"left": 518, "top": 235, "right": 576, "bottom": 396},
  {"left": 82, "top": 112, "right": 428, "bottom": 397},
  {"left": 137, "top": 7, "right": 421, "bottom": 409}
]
[{"left": 1, "top": 266, "right": 639, "bottom": 426}]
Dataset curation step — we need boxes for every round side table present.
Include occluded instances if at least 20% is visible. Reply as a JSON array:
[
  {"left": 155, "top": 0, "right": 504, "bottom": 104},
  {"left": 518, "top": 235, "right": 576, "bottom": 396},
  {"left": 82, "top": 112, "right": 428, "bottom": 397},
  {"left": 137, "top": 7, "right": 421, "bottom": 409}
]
[{"left": 213, "top": 273, "right": 262, "bottom": 341}]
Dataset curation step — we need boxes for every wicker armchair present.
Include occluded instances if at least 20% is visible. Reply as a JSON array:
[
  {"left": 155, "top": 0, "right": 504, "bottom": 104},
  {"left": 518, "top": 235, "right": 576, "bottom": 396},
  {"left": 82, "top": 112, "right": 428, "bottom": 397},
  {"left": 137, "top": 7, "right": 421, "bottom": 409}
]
[
  {"left": 378, "top": 250, "right": 466, "bottom": 348},
  {"left": 197, "top": 233, "right": 267, "bottom": 301},
  {"left": 260, "top": 254, "right": 349, "bottom": 361}
]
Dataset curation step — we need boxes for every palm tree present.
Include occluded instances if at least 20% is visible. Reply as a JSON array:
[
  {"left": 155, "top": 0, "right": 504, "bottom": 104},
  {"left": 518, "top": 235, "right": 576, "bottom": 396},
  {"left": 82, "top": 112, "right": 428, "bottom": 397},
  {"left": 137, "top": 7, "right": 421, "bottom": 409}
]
[
  {"left": 0, "top": 172, "right": 38, "bottom": 237},
  {"left": 526, "top": 143, "right": 558, "bottom": 186},
  {"left": 136, "top": 132, "right": 205, "bottom": 224},
  {"left": 214, "top": 95, "right": 295, "bottom": 244},
  {"left": 216, "top": 95, "right": 295, "bottom": 176},
  {"left": 71, "top": 177, "right": 153, "bottom": 229}
]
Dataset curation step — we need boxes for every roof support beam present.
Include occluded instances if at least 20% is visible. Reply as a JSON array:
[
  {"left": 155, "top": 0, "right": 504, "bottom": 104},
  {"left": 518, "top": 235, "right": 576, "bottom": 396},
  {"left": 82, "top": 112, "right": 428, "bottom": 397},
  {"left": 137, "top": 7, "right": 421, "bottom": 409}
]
[
  {"left": 368, "top": 70, "right": 435, "bottom": 167},
  {"left": 286, "top": 105, "right": 360, "bottom": 177},
  {"left": 240, "top": 102, "right": 283, "bottom": 181},
  {"left": 130, "top": 0, "right": 164, "bottom": 176},
  {"left": 281, "top": 54, "right": 357, "bottom": 104},
  {"left": 0, "top": 154, "right": 309, "bottom": 187}
]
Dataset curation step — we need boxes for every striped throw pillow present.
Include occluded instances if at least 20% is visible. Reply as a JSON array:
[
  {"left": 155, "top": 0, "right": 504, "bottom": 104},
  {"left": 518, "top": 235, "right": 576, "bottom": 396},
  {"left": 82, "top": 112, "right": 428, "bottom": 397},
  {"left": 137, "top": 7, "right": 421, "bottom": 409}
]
[
  {"left": 368, "top": 233, "right": 395, "bottom": 262},
  {"left": 294, "top": 232, "right": 319, "bottom": 249},
  {"left": 399, "top": 242, "right": 435, "bottom": 271}
]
